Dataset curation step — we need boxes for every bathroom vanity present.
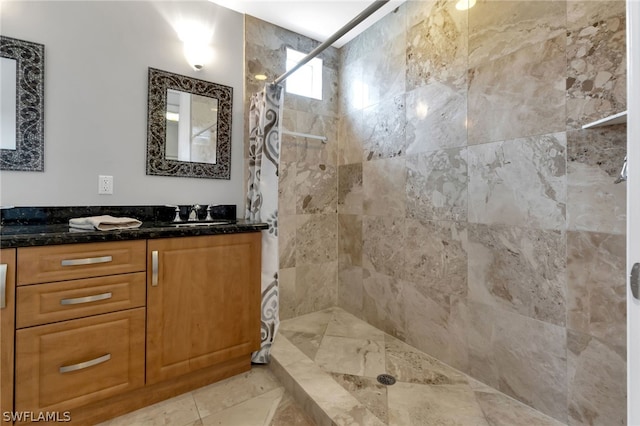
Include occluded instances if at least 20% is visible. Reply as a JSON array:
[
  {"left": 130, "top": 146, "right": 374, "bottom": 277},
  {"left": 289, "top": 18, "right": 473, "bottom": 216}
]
[{"left": 0, "top": 206, "right": 266, "bottom": 425}]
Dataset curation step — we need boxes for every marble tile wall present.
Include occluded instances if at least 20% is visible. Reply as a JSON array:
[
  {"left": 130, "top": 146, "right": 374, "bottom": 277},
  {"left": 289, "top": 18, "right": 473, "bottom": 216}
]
[
  {"left": 335, "top": 1, "right": 627, "bottom": 424},
  {"left": 244, "top": 16, "right": 340, "bottom": 319}
]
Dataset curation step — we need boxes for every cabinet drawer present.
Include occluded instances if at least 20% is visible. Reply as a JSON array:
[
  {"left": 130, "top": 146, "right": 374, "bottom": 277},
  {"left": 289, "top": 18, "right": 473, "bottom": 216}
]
[
  {"left": 16, "top": 272, "right": 146, "bottom": 328},
  {"left": 17, "top": 240, "right": 146, "bottom": 285},
  {"left": 15, "top": 308, "right": 145, "bottom": 414}
]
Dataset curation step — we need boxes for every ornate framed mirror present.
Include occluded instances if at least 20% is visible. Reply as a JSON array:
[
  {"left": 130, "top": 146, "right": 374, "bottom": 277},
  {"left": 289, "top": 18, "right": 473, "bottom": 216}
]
[
  {"left": 0, "top": 36, "right": 45, "bottom": 172},
  {"left": 146, "top": 67, "right": 232, "bottom": 179}
]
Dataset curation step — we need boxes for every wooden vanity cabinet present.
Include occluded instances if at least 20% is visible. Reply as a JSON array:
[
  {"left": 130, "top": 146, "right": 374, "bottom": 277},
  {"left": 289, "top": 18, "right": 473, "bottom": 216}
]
[
  {"left": 146, "top": 233, "right": 261, "bottom": 384},
  {"left": 0, "top": 249, "right": 16, "bottom": 425},
  {"left": 3, "top": 232, "right": 262, "bottom": 424}
]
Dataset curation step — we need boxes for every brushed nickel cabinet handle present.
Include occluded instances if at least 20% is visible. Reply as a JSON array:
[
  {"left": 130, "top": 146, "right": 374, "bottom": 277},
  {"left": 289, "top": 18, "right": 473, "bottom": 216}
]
[
  {"left": 61, "top": 255, "right": 113, "bottom": 267},
  {"left": 152, "top": 250, "right": 158, "bottom": 286},
  {"left": 59, "top": 353, "right": 111, "bottom": 373},
  {"left": 631, "top": 263, "right": 640, "bottom": 299},
  {"left": 60, "top": 292, "right": 112, "bottom": 306},
  {"left": 0, "top": 264, "right": 6, "bottom": 309}
]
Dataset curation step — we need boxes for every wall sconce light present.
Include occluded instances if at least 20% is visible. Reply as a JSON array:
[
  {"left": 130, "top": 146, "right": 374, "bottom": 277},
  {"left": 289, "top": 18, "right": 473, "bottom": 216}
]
[
  {"left": 183, "top": 41, "right": 211, "bottom": 71},
  {"left": 177, "top": 20, "right": 213, "bottom": 71},
  {"left": 455, "top": 0, "right": 476, "bottom": 10}
]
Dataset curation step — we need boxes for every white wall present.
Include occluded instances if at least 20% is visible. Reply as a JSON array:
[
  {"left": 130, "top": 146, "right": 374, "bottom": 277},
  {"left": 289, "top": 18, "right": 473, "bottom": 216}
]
[{"left": 0, "top": 1, "right": 245, "bottom": 212}]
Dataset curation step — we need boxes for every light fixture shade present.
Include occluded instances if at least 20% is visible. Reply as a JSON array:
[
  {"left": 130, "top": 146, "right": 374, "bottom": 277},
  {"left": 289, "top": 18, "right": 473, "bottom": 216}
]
[
  {"left": 455, "top": 0, "right": 476, "bottom": 10},
  {"left": 176, "top": 20, "right": 213, "bottom": 71},
  {"left": 183, "top": 41, "right": 212, "bottom": 71}
]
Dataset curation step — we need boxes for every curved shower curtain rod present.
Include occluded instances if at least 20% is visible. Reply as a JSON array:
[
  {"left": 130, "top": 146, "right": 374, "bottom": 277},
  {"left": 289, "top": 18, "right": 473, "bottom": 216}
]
[{"left": 273, "top": 0, "right": 391, "bottom": 86}]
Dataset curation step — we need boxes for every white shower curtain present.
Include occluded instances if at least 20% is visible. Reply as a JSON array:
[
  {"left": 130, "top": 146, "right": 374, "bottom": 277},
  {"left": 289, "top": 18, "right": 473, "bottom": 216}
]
[{"left": 245, "top": 83, "right": 284, "bottom": 363}]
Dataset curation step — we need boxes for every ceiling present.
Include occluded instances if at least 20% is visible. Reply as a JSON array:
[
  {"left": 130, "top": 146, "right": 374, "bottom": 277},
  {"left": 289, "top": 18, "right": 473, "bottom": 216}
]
[{"left": 209, "top": 0, "right": 405, "bottom": 48}]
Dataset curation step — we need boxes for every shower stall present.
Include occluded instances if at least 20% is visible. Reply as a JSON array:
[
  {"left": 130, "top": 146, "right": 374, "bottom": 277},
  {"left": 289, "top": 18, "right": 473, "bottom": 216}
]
[{"left": 244, "top": 0, "right": 628, "bottom": 424}]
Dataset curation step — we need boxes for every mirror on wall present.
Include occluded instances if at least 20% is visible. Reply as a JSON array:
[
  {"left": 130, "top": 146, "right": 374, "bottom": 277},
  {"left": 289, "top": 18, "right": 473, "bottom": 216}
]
[
  {"left": 147, "top": 68, "right": 232, "bottom": 179},
  {"left": 165, "top": 89, "right": 219, "bottom": 165},
  {"left": 0, "top": 36, "right": 45, "bottom": 171}
]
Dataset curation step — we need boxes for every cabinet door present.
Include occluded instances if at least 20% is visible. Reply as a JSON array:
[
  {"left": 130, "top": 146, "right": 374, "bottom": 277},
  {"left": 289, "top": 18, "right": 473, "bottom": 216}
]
[
  {"left": 15, "top": 308, "right": 145, "bottom": 414},
  {"left": 0, "top": 249, "right": 16, "bottom": 425},
  {"left": 146, "top": 233, "right": 261, "bottom": 384}
]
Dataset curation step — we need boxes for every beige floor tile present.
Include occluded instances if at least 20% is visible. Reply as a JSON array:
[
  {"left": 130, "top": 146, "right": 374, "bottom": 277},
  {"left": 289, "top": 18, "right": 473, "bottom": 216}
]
[
  {"left": 279, "top": 308, "right": 335, "bottom": 336},
  {"left": 96, "top": 392, "right": 200, "bottom": 426},
  {"left": 182, "top": 420, "right": 204, "bottom": 426},
  {"left": 330, "top": 373, "right": 388, "bottom": 424},
  {"left": 103, "top": 307, "right": 569, "bottom": 426},
  {"left": 193, "top": 366, "right": 282, "bottom": 418},
  {"left": 269, "top": 392, "right": 316, "bottom": 426},
  {"left": 474, "top": 389, "right": 565, "bottom": 426},
  {"left": 387, "top": 382, "right": 489, "bottom": 426},
  {"left": 280, "top": 328, "right": 326, "bottom": 360},
  {"left": 285, "top": 359, "right": 384, "bottom": 426},
  {"left": 384, "top": 334, "right": 467, "bottom": 386},
  {"left": 315, "top": 335, "right": 385, "bottom": 378},
  {"left": 200, "top": 387, "right": 285, "bottom": 426},
  {"left": 271, "top": 333, "right": 311, "bottom": 367},
  {"left": 324, "top": 309, "right": 386, "bottom": 341},
  {"left": 279, "top": 308, "right": 336, "bottom": 360}
]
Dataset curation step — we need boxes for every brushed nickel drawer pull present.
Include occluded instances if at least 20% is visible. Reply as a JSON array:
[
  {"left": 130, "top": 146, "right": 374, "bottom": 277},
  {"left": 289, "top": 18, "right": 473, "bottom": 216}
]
[
  {"left": 0, "top": 264, "right": 6, "bottom": 309},
  {"left": 59, "top": 353, "right": 111, "bottom": 373},
  {"left": 151, "top": 251, "right": 158, "bottom": 286},
  {"left": 61, "top": 255, "right": 113, "bottom": 267},
  {"left": 60, "top": 292, "right": 112, "bottom": 306}
]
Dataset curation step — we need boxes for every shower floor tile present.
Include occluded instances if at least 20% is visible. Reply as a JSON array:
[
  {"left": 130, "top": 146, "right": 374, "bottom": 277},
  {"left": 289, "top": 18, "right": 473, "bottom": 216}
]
[
  {"left": 314, "top": 335, "right": 386, "bottom": 378},
  {"left": 97, "top": 365, "right": 314, "bottom": 426},
  {"left": 97, "top": 307, "right": 565, "bottom": 426},
  {"left": 273, "top": 307, "right": 566, "bottom": 426}
]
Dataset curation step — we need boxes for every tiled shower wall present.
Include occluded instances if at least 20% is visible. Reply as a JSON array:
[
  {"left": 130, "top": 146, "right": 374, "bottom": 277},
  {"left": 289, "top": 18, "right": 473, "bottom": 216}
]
[
  {"left": 336, "top": 1, "right": 627, "bottom": 425},
  {"left": 244, "top": 16, "right": 340, "bottom": 318}
]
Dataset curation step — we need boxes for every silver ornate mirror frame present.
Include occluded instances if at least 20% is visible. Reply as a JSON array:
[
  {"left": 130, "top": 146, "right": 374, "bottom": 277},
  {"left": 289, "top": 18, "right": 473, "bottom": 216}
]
[
  {"left": 146, "top": 67, "right": 232, "bottom": 179},
  {"left": 0, "top": 36, "right": 45, "bottom": 172}
]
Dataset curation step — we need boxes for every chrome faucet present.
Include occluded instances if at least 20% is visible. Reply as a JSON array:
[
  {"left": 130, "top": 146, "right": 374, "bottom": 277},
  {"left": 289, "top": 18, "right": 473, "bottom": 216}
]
[
  {"left": 165, "top": 205, "right": 183, "bottom": 223},
  {"left": 172, "top": 206, "right": 182, "bottom": 222},
  {"left": 205, "top": 205, "right": 214, "bottom": 221},
  {"left": 188, "top": 204, "right": 201, "bottom": 221}
]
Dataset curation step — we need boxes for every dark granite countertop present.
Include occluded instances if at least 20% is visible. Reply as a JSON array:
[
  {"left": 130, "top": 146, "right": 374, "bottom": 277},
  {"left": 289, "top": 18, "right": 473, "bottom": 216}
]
[
  {"left": 0, "top": 220, "right": 268, "bottom": 248},
  {"left": 0, "top": 205, "right": 268, "bottom": 248}
]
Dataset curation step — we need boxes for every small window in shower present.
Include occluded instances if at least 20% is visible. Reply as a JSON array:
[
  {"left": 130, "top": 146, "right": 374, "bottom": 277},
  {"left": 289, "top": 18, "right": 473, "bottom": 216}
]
[{"left": 285, "top": 48, "right": 322, "bottom": 100}]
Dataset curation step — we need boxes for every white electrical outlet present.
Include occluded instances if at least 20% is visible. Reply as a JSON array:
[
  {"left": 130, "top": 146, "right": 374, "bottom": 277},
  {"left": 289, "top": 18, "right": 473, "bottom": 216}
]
[{"left": 98, "top": 175, "right": 113, "bottom": 195}]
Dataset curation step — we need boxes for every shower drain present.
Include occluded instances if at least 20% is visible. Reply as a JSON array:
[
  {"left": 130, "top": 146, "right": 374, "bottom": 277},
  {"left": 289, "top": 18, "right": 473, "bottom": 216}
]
[{"left": 376, "top": 373, "right": 396, "bottom": 386}]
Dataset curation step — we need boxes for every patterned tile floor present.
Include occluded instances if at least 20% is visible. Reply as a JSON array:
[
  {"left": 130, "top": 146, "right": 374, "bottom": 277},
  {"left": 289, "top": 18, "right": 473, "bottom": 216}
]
[
  {"left": 97, "top": 365, "right": 314, "bottom": 426},
  {"left": 100, "top": 306, "right": 567, "bottom": 425},
  {"left": 271, "top": 307, "right": 567, "bottom": 426}
]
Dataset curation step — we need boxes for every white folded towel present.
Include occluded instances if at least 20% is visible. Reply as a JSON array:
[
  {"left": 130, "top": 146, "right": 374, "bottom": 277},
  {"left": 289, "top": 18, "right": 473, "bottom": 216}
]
[{"left": 69, "top": 215, "right": 142, "bottom": 231}]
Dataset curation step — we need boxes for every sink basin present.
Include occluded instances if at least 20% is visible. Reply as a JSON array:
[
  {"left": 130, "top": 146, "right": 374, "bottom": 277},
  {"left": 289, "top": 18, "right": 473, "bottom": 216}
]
[{"left": 169, "top": 221, "right": 231, "bottom": 227}]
